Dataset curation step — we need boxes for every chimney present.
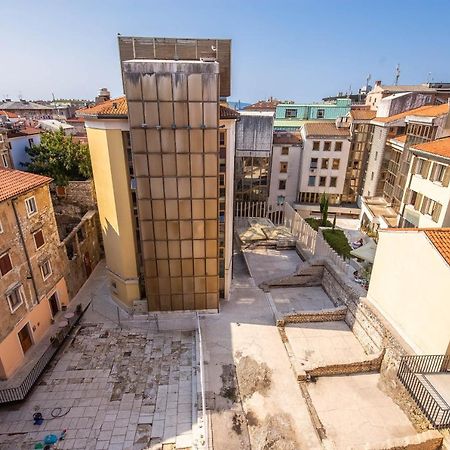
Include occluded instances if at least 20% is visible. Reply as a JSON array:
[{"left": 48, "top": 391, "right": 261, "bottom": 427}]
[
  {"left": 95, "top": 88, "right": 111, "bottom": 105},
  {"left": 375, "top": 80, "right": 382, "bottom": 87}
]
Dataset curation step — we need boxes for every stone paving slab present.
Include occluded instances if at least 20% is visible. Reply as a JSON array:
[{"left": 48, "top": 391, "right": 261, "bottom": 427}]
[{"left": 0, "top": 322, "right": 196, "bottom": 450}]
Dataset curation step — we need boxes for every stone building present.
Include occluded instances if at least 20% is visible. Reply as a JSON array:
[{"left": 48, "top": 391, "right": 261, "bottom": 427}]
[
  {"left": 0, "top": 168, "right": 69, "bottom": 379},
  {"left": 0, "top": 128, "right": 12, "bottom": 169}
]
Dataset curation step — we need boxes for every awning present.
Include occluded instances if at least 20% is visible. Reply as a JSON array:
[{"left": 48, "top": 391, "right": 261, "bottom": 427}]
[{"left": 350, "top": 240, "right": 377, "bottom": 263}]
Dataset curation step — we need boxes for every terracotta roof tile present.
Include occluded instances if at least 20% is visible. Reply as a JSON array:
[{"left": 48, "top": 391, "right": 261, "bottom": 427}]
[
  {"left": 391, "top": 134, "right": 407, "bottom": 143},
  {"left": 424, "top": 229, "right": 450, "bottom": 266},
  {"left": 373, "top": 103, "right": 448, "bottom": 124},
  {"left": 273, "top": 131, "right": 302, "bottom": 144},
  {"left": 77, "top": 97, "right": 128, "bottom": 118},
  {"left": 244, "top": 100, "right": 280, "bottom": 111},
  {"left": 0, "top": 168, "right": 51, "bottom": 202},
  {"left": 411, "top": 136, "right": 450, "bottom": 159},
  {"left": 78, "top": 96, "right": 239, "bottom": 121},
  {"left": 0, "top": 110, "right": 19, "bottom": 118},
  {"left": 350, "top": 109, "right": 376, "bottom": 121},
  {"left": 303, "top": 122, "right": 350, "bottom": 137},
  {"left": 7, "top": 127, "right": 41, "bottom": 138}
]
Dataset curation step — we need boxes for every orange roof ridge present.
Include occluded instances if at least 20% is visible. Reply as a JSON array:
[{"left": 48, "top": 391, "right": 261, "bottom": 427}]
[{"left": 411, "top": 136, "right": 450, "bottom": 159}]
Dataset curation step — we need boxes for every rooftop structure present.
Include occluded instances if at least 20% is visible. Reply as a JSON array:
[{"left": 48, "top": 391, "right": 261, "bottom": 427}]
[{"left": 0, "top": 167, "right": 51, "bottom": 201}]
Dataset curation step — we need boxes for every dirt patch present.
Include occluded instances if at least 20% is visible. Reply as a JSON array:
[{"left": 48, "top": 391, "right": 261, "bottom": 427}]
[
  {"left": 253, "top": 413, "right": 298, "bottom": 450},
  {"left": 246, "top": 410, "right": 259, "bottom": 427},
  {"left": 236, "top": 356, "right": 272, "bottom": 399},
  {"left": 220, "top": 364, "right": 239, "bottom": 402}
]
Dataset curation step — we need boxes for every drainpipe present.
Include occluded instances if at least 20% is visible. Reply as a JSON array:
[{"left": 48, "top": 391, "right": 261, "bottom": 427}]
[{"left": 11, "top": 198, "right": 40, "bottom": 304}]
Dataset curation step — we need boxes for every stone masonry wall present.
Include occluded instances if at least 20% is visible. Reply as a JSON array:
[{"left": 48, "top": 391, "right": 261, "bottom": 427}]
[{"left": 51, "top": 180, "right": 96, "bottom": 218}]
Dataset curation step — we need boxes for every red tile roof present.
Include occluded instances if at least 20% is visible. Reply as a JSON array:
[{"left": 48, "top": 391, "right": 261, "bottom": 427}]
[
  {"left": 390, "top": 134, "right": 407, "bottom": 144},
  {"left": 350, "top": 109, "right": 376, "bottom": 121},
  {"left": 77, "top": 96, "right": 239, "bottom": 120},
  {"left": 273, "top": 132, "right": 302, "bottom": 145},
  {"left": 303, "top": 122, "right": 350, "bottom": 137},
  {"left": 7, "top": 127, "right": 41, "bottom": 138},
  {"left": 425, "top": 229, "right": 450, "bottom": 266},
  {"left": 244, "top": 100, "right": 280, "bottom": 111},
  {"left": 77, "top": 97, "right": 128, "bottom": 118},
  {"left": 373, "top": 103, "right": 449, "bottom": 124},
  {"left": 0, "top": 110, "right": 19, "bottom": 118},
  {"left": 411, "top": 136, "right": 450, "bottom": 159},
  {"left": 0, "top": 168, "right": 51, "bottom": 202}
]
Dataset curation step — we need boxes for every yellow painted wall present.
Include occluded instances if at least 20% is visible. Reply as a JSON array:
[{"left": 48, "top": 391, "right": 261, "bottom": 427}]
[
  {"left": 368, "top": 230, "right": 450, "bottom": 355},
  {"left": 85, "top": 125, "right": 140, "bottom": 307}
]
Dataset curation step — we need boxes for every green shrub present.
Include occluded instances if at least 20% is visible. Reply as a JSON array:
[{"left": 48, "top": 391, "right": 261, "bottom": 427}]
[
  {"left": 322, "top": 229, "right": 352, "bottom": 259},
  {"left": 305, "top": 217, "right": 333, "bottom": 231}
]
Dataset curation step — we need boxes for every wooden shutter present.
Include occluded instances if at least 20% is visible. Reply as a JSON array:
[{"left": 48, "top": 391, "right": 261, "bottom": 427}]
[
  {"left": 432, "top": 203, "right": 442, "bottom": 223},
  {"left": 0, "top": 253, "right": 12, "bottom": 276},
  {"left": 414, "top": 193, "right": 423, "bottom": 211},
  {"left": 34, "top": 230, "right": 45, "bottom": 249},
  {"left": 443, "top": 166, "right": 450, "bottom": 187}
]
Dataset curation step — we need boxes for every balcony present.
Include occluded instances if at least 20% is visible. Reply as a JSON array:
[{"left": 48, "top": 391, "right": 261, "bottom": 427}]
[{"left": 398, "top": 354, "right": 450, "bottom": 428}]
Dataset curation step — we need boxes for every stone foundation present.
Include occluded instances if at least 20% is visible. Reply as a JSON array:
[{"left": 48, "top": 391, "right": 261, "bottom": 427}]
[{"left": 279, "top": 305, "right": 347, "bottom": 326}]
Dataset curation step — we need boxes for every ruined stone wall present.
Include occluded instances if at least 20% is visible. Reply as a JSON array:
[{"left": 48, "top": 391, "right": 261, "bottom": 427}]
[
  {"left": 51, "top": 180, "right": 96, "bottom": 218},
  {"left": 60, "top": 210, "right": 102, "bottom": 298}
]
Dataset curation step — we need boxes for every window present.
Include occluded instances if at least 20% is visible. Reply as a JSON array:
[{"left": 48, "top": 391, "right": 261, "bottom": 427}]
[
  {"left": 374, "top": 152, "right": 378, "bottom": 161},
  {"left": 370, "top": 172, "right": 374, "bottom": 181},
  {"left": 308, "top": 176, "right": 316, "bottom": 187},
  {"left": 25, "top": 196, "right": 37, "bottom": 216},
  {"left": 281, "top": 147, "right": 289, "bottom": 155},
  {"left": 334, "top": 141, "right": 342, "bottom": 152},
  {"left": 321, "top": 158, "right": 329, "bottom": 169},
  {"left": 330, "top": 177, "right": 337, "bottom": 187},
  {"left": 280, "top": 162, "right": 288, "bottom": 173},
  {"left": 312, "top": 141, "right": 320, "bottom": 151},
  {"left": 332, "top": 158, "right": 340, "bottom": 170},
  {"left": 319, "top": 176, "right": 326, "bottom": 187},
  {"left": 323, "top": 141, "right": 331, "bottom": 151},
  {"left": 28, "top": 138, "right": 34, "bottom": 147},
  {"left": 1, "top": 153, "right": 8, "bottom": 168},
  {"left": 40, "top": 260, "right": 52, "bottom": 280},
  {"left": 310, "top": 158, "right": 318, "bottom": 169},
  {"left": 0, "top": 220, "right": 3, "bottom": 234},
  {"left": 219, "top": 131, "right": 226, "bottom": 146},
  {"left": 0, "top": 252, "right": 12, "bottom": 276},
  {"left": 285, "top": 108, "right": 297, "bottom": 118},
  {"left": 6, "top": 286, "right": 24, "bottom": 313},
  {"left": 33, "top": 230, "right": 45, "bottom": 249},
  {"left": 278, "top": 180, "right": 286, "bottom": 190},
  {"left": 317, "top": 109, "right": 325, "bottom": 119}
]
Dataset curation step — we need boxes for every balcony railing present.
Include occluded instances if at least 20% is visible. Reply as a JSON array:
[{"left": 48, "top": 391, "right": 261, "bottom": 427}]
[{"left": 398, "top": 354, "right": 450, "bottom": 428}]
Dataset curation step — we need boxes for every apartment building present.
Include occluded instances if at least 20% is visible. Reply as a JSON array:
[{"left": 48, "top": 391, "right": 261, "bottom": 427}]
[
  {"left": 274, "top": 98, "right": 351, "bottom": 131},
  {"left": 6, "top": 127, "right": 41, "bottom": 170},
  {"left": 78, "top": 37, "right": 237, "bottom": 312},
  {"left": 0, "top": 169, "right": 69, "bottom": 379},
  {"left": 268, "top": 131, "right": 302, "bottom": 209},
  {"left": 297, "top": 122, "right": 351, "bottom": 206},
  {"left": 401, "top": 137, "right": 450, "bottom": 227},
  {"left": 360, "top": 103, "right": 450, "bottom": 229},
  {"left": 368, "top": 227, "right": 450, "bottom": 355}
]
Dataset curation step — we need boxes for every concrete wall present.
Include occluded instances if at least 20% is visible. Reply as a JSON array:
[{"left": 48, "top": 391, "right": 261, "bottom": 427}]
[
  {"left": 368, "top": 230, "right": 450, "bottom": 355},
  {"left": 85, "top": 122, "right": 140, "bottom": 309},
  {"left": 8, "top": 133, "right": 40, "bottom": 170},
  {"left": 363, "top": 125, "right": 389, "bottom": 197}
]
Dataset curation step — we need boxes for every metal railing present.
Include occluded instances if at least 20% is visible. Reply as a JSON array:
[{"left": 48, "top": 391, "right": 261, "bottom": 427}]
[
  {"left": 0, "top": 308, "right": 84, "bottom": 404},
  {"left": 398, "top": 354, "right": 450, "bottom": 428}
]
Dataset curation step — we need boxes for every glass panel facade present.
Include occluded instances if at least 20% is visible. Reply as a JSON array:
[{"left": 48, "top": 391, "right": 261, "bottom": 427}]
[{"left": 123, "top": 60, "right": 220, "bottom": 311}]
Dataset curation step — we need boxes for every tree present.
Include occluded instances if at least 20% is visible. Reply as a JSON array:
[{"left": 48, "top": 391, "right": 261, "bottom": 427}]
[
  {"left": 319, "top": 193, "right": 329, "bottom": 227},
  {"left": 25, "top": 129, "right": 92, "bottom": 185}
]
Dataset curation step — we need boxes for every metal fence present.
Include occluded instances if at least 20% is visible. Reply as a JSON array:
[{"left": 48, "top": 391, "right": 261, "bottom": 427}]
[
  {"left": 398, "top": 354, "right": 450, "bottom": 428},
  {"left": 0, "top": 309, "right": 84, "bottom": 404}
]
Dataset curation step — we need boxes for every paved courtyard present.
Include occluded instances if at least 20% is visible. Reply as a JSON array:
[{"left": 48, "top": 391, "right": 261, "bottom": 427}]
[
  {"left": 0, "top": 263, "right": 197, "bottom": 450},
  {"left": 270, "top": 286, "right": 334, "bottom": 314},
  {"left": 285, "top": 321, "right": 369, "bottom": 370},
  {"left": 308, "top": 373, "right": 417, "bottom": 449}
]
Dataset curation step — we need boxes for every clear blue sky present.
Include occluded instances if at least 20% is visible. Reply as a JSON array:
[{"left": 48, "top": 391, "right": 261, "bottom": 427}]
[{"left": 1, "top": 0, "right": 450, "bottom": 104}]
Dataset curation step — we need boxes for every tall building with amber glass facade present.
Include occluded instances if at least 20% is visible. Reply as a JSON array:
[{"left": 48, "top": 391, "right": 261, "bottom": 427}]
[{"left": 78, "top": 36, "right": 236, "bottom": 312}]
